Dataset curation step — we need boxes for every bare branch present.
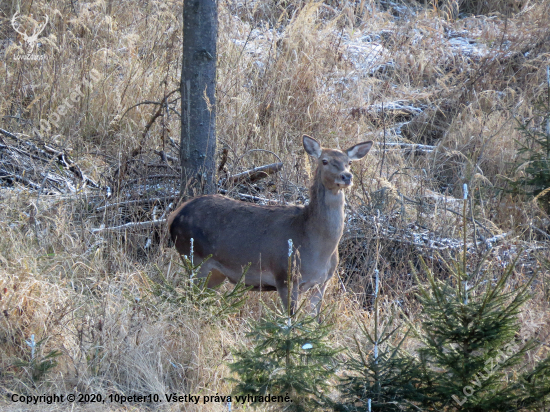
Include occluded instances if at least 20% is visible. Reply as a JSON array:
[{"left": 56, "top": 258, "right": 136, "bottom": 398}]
[
  {"left": 222, "top": 162, "right": 283, "bottom": 185},
  {"left": 96, "top": 196, "right": 178, "bottom": 212},
  {"left": 90, "top": 219, "right": 166, "bottom": 233}
]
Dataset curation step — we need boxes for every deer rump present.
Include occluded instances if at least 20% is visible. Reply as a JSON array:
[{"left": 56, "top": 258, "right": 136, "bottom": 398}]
[{"left": 168, "top": 194, "right": 323, "bottom": 292}]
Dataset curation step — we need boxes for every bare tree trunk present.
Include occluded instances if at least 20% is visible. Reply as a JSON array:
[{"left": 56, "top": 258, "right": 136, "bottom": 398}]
[{"left": 180, "top": 0, "right": 217, "bottom": 196}]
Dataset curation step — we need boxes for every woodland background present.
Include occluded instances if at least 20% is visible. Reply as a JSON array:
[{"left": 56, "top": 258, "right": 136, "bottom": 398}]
[{"left": 1, "top": 0, "right": 550, "bottom": 410}]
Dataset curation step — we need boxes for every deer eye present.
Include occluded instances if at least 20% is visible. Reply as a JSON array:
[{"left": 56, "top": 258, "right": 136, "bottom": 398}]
[
  {"left": 349, "top": 161, "right": 352, "bottom": 165},
  {"left": 322, "top": 159, "right": 328, "bottom": 165}
]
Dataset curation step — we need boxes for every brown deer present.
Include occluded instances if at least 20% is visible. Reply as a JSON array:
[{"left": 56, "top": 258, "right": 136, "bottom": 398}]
[{"left": 168, "top": 135, "right": 373, "bottom": 312}]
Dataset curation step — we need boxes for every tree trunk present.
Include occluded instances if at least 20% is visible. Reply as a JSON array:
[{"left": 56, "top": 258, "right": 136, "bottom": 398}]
[{"left": 180, "top": 0, "right": 217, "bottom": 196}]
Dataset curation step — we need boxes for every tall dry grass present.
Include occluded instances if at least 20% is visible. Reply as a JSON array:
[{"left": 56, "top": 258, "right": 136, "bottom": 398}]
[{"left": 1, "top": 0, "right": 550, "bottom": 410}]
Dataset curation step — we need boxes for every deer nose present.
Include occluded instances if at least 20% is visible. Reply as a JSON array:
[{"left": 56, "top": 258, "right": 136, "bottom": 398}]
[{"left": 341, "top": 173, "right": 352, "bottom": 184}]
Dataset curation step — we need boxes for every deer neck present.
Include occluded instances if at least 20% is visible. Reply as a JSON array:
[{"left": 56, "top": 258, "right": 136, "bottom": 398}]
[{"left": 304, "top": 173, "right": 346, "bottom": 243}]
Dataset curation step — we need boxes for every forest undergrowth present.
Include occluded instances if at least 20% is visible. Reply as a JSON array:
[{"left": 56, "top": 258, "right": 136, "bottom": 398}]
[{"left": 1, "top": 0, "right": 550, "bottom": 410}]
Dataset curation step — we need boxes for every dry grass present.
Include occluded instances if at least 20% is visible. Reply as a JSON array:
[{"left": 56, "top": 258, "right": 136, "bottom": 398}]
[{"left": 1, "top": 0, "right": 550, "bottom": 410}]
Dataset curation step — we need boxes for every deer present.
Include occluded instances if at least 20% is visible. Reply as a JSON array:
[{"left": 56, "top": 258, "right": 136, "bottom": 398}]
[{"left": 167, "top": 135, "right": 373, "bottom": 313}]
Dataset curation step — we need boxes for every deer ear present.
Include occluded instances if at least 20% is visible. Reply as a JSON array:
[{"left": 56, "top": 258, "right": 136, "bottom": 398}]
[
  {"left": 303, "top": 135, "right": 322, "bottom": 158},
  {"left": 347, "top": 141, "right": 373, "bottom": 161}
]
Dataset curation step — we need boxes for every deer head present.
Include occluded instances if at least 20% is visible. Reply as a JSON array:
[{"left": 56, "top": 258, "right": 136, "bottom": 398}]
[{"left": 303, "top": 134, "right": 372, "bottom": 193}]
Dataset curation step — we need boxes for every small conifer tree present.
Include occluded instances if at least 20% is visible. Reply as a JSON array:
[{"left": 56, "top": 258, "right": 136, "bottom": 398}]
[
  {"left": 515, "top": 354, "right": 550, "bottom": 411},
  {"left": 408, "top": 187, "right": 550, "bottom": 411},
  {"left": 335, "top": 269, "right": 422, "bottom": 412},
  {"left": 229, "top": 303, "right": 339, "bottom": 411},
  {"left": 337, "top": 186, "right": 550, "bottom": 411},
  {"left": 229, "top": 242, "right": 339, "bottom": 411},
  {"left": 335, "top": 313, "right": 420, "bottom": 411},
  {"left": 410, "top": 252, "right": 534, "bottom": 411}
]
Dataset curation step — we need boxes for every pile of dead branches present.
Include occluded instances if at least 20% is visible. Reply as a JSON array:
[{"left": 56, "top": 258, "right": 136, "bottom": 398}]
[{"left": 0, "top": 128, "right": 101, "bottom": 195}]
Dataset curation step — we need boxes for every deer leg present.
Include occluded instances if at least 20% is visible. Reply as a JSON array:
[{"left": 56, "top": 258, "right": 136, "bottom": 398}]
[
  {"left": 197, "top": 260, "right": 227, "bottom": 288},
  {"left": 309, "top": 252, "right": 338, "bottom": 317},
  {"left": 205, "top": 268, "right": 227, "bottom": 288},
  {"left": 307, "top": 281, "right": 328, "bottom": 315}
]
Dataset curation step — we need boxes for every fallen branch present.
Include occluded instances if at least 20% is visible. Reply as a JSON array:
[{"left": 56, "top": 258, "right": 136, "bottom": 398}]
[
  {"left": 351, "top": 101, "right": 423, "bottom": 120},
  {"left": 90, "top": 219, "right": 166, "bottom": 233},
  {"left": 1, "top": 128, "right": 102, "bottom": 192},
  {"left": 222, "top": 162, "right": 283, "bottom": 185},
  {"left": 0, "top": 127, "right": 19, "bottom": 141},
  {"left": 96, "top": 196, "right": 178, "bottom": 212},
  {"left": 42, "top": 144, "right": 101, "bottom": 189},
  {"left": 400, "top": 193, "right": 494, "bottom": 237},
  {"left": 373, "top": 142, "right": 436, "bottom": 154},
  {"left": 344, "top": 220, "right": 510, "bottom": 253},
  {"left": 218, "top": 188, "right": 278, "bottom": 204},
  {"left": 1, "top": 143, "right": 51, "bottom": 163},
  {"left": 483, "top": 231, "right": 513, "bottom": 248},
  {"left": 0, "top": 167, "right": 43, "bottom": 191},
  {"left": 125, "top": 174, "right": 179, "bottom": 185},
  {"left": 341, "top": 232, "right": 465, "bottom": 251}
]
